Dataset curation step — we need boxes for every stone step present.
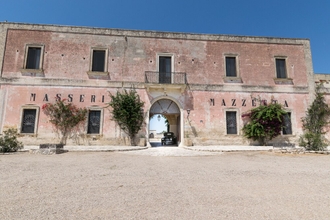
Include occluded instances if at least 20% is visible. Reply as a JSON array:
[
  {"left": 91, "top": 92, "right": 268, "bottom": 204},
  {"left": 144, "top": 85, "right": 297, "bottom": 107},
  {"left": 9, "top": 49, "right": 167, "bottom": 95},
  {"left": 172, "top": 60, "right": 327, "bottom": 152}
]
[{"left": 191, "top": 136, "right": 248, "bottom": 146}]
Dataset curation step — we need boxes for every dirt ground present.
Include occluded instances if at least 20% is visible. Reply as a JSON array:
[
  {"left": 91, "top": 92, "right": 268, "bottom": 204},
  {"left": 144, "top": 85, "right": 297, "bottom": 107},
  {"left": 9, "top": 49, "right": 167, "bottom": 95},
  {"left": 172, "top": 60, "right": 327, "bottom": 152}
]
[{"left": 1, "top": 150, "right": 330, "bottom": 219}]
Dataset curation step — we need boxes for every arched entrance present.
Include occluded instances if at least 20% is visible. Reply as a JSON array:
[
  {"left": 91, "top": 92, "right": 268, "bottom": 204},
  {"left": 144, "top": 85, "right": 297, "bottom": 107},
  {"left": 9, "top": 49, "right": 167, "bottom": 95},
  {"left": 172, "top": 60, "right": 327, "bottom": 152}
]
[{"left": 147, "top": 98, "right": 183, "bottom": 147}]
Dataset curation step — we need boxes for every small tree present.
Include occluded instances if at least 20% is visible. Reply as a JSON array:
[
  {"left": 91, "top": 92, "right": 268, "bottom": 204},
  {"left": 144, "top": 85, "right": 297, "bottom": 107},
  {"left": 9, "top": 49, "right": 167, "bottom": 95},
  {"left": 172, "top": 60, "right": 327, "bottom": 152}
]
[
  {"left": 0, "top": 128, "right": 23, "bottom": 153},
  {"left": 42, "top": 99, "right": 87, "bottom": 145},
  {"left": 108, "top": 89, "right": 145, "bottom": 146},
  {"left": 242, "top": 102, "right": 287, "bottom": 146},
  {"left": 300, "top": 84, "right": 330, "bottom": 151}
]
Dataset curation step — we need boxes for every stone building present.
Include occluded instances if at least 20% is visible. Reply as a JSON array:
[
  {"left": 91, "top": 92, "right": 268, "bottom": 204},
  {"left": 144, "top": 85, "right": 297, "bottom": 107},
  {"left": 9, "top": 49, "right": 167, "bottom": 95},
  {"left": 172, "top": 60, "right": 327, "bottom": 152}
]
[{"left": 0, "top": 22, "right": 318, "bottom": 147}]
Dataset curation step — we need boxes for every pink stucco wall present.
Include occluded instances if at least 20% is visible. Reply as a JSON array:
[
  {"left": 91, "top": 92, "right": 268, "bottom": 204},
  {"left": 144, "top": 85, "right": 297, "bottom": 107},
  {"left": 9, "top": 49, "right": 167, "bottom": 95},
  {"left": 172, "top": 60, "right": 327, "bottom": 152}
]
[
  {"left": 3, "top": 29, "right": 309, "bottom": 87},
  {"left": 188, "top": 91, "right": 308, "bottom": 133},
  {"left": 0, "top": 23, "right": 314, "bottom": 146}
]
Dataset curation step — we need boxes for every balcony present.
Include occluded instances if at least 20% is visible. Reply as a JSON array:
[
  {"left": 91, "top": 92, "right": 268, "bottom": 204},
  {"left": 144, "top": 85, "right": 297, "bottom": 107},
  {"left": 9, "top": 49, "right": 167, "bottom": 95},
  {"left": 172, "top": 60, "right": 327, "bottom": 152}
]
[
  {"left": 145, "top": 71, "right": 187, "bottom": 93},
  {"left": 145, "top": 71, "right": 187, "bottom": 84}
]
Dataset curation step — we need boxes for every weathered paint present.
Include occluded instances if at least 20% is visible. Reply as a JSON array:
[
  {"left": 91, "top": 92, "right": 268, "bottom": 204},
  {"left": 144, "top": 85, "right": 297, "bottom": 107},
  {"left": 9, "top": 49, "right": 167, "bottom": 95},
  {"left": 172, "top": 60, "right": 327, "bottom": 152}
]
[{"left": 0, "top": 22, "right": 317, "bottom": 146}]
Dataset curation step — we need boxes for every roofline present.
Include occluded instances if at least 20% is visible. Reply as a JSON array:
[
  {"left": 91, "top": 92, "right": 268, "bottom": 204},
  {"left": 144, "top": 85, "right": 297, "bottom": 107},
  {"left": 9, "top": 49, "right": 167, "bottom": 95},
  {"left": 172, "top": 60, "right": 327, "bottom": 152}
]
[{"left": 0, "top": 21, "right": 310, "bottom": 45}]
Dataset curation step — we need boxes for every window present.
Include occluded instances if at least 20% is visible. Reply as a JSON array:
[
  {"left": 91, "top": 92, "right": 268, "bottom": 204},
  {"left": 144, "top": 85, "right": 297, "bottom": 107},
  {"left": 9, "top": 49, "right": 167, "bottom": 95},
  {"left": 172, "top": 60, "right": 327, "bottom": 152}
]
[
  {"left": 226, "top": 111, "right": 237, "bottom": 134},
  {"left": 274, "top": 57, "right": 293, "bottom": 84},
  {"left": 92, "top": 50, "right": 106, "bottom": 72},
  {"left": 24, "top": 45, "right": 44, "bottom": 70},
  {"left": 89, "top": 48, "right": 108, "bottom": 73},
  {"left": 87, "top": 110, "right": 101, "bottom": 134},
  {"left": 26, "top": 47, "right": 41, "bottom": 69},
  {"left": 225, "top": 57, "right": 237, "bottom": 77},
  {"left": 21, "top": 109, "right": 37, "bottom": 133},
  {"left": 224, "top": 55, "right": 242, "bottom": 83},
  {"left": 87, "top": 48, "right": 109, "bottom": 79},
  {"left": 159, "top": 56, "right": 172, "bottom": 84},
  {"left": 276, "top": 58, "right": 287, "bottom": 78},
  {"left": 282, "top": 112, "right": 292, "bottom": 135}
]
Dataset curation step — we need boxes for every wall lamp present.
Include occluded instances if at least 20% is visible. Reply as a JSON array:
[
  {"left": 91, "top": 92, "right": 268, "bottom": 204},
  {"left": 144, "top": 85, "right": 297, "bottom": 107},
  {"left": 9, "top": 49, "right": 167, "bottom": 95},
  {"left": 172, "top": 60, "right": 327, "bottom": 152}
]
[{"left": 187, "top": 109, "right": 190, "bottom": 118}]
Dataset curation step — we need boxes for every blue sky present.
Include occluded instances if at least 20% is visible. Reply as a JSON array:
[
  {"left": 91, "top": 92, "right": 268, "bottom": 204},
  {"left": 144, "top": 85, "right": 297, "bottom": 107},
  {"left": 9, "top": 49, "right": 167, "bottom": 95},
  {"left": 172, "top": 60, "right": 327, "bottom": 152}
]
[
  {"left": 149, "top": 114, "right": 167, "bottom": 133},
  {"left": 1, "top": 0, "right": 330, "bottom": 74}
]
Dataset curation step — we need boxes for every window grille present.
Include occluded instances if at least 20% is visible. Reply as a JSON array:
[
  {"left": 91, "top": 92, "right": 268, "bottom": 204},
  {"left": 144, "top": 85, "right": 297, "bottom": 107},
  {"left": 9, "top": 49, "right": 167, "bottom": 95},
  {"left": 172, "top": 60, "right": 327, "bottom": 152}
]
[
  {"left": 226, "top": 111, "right": 237, "bottom": 134},
  {"left": 87, "top": 110, "right": 101, "bottom": 134},
  {"left": 282, "top": 112, "right": 292, "bottom": 135},
  {"left": 21, "top": 109, "right": 36, "bottom": 133}
]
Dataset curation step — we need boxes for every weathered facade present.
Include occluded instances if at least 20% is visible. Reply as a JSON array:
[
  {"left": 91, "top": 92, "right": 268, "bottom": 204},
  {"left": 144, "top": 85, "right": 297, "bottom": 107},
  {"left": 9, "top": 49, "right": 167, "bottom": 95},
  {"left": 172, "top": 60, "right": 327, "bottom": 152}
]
[{"left": 0, "top": 22, "right": 317, "bottom": 147}]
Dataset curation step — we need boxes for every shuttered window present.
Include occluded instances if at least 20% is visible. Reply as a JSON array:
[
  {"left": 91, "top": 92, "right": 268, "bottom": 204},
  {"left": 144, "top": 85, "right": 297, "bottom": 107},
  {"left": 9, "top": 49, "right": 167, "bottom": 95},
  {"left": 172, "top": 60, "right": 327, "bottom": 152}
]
[
  {"left": 276, "top": 58, "right": 287, "bottom": 78},
  {"left": 226, "top": 57, "right": 237, "bottom": 77},
  {"left": 159, "top": 56, "right": 172, "bottom": 84},
  {"left": 26, "top": 47, "right": 41, "bottom": 69},
  {"left": 92, "top": 50, "right": 106, "bottom": 72}
]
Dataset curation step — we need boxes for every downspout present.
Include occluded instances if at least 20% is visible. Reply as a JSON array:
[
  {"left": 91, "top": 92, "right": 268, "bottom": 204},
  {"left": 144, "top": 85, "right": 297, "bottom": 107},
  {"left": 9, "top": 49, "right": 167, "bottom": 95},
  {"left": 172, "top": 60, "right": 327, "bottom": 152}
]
[
  {"left": 0, "top": 23, "right": 9, "bottom": 78},
  {"left": 121, "top": 35, "right": 128, "bottom": 88}
]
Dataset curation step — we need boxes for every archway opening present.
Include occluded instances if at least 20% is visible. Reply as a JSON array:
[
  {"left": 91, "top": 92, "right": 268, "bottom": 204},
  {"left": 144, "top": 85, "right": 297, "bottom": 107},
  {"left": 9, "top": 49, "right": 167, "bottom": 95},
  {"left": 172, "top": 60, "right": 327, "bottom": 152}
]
[{"left": 148, "top": 99, "right": 181, "bottom": 147}]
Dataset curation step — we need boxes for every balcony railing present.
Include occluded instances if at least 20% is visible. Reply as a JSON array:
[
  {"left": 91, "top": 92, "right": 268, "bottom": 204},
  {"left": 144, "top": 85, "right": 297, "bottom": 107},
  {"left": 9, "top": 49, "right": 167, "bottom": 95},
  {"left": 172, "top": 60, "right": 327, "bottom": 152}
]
[{"left": 145, "top": 71, "right": 187, "bottom": 84}]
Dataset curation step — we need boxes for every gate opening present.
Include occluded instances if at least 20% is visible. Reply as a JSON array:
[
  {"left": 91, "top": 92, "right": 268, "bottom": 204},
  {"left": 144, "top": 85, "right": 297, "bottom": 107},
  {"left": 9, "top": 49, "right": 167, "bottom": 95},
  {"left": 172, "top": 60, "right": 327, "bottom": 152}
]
[{"left": 148, "top": 99, "right": 181, "bottom": 147}]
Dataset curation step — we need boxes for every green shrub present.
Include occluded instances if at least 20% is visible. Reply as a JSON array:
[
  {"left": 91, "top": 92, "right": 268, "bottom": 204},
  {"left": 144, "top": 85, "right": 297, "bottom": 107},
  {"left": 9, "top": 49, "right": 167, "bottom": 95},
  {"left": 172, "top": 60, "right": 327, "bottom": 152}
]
[
  {"left": 0, "top": 128, "right": 23, "bottom": 153},
  {"left": 300, "top": 84, "right": 330, "bottom": 151},
  {"left": 108, "top": 89, "right": 145, "bottom": 146}
]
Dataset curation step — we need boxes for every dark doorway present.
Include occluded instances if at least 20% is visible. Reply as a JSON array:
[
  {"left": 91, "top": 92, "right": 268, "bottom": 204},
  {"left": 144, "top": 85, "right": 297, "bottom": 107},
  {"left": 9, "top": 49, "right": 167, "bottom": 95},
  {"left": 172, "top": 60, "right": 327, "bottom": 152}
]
[{"left": 159, "top": 56, "right": 171, "bottom": 84}]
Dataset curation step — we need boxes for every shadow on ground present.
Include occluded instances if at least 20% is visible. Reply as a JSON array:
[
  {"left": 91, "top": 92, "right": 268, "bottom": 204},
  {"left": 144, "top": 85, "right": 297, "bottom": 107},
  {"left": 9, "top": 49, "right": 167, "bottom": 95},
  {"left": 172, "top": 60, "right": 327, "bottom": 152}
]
[{"left": 150, "top": 141, "right": 177, "bottom": 148}]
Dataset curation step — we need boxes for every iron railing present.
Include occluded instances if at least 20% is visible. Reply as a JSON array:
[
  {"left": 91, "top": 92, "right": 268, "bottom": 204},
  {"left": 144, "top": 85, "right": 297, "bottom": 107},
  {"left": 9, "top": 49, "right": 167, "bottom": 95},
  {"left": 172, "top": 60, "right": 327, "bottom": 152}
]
[{"left": 145, "top": 71, "right": 187, "bottom": 84}]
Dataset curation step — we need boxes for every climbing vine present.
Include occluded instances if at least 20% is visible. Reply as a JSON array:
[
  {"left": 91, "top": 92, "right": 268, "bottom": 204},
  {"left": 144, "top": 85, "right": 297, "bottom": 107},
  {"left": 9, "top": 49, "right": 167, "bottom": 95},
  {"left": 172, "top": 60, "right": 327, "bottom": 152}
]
[
  {"left": 242, "top": 100, "right": 287, "bottom": 146},
  {"left": 42, "top": 98, "right": 87, "bottom": 145}
]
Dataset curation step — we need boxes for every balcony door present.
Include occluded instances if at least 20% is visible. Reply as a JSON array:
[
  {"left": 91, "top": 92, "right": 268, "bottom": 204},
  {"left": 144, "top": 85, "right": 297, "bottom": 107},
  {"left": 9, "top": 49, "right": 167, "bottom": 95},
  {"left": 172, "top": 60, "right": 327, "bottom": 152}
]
[{"left": 159, "top": 56, "right": 172, "bottom": 84}]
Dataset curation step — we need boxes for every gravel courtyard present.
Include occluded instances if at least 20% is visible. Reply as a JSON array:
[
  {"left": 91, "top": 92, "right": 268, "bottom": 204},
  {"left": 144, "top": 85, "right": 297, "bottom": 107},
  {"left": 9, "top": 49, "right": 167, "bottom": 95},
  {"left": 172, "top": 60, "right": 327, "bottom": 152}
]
[{"left": 1, "top": 149, "right": 330, "bottom": 219}]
